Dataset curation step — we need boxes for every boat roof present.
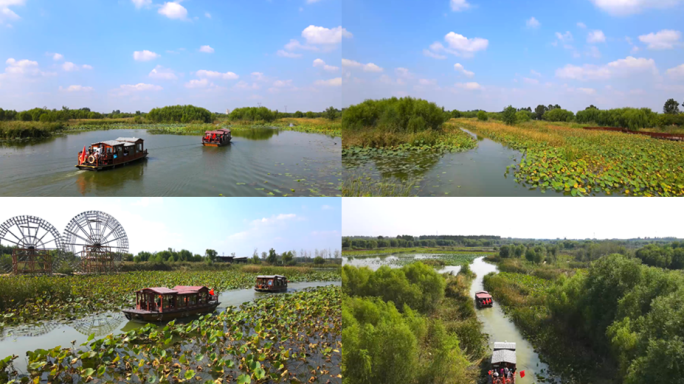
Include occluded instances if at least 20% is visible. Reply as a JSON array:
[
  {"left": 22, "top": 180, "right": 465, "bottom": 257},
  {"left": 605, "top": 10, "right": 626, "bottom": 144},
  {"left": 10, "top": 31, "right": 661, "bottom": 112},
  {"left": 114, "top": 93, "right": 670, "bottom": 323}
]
[
  {"left": 492, "top": 350, "right": 516, "bottom": 365},
  {"left": 116, "top": 137, "right": 143, "bottom": 143},
  {"left": 494, "top": 342, "right": 516, "bottom": 350},
  {"left": 93, "top": 140, "right": 125, "bottom": 147},
  {"left": 141, "top": 287, "right": 177, "bottom": 294},
  {"left": 476, "top": 292, "right": 492, "bottom": 298},
  {"left": 256, "top": 275, "right": 287, "bottom": 279},
  {"left": 205, "top": 129, "right": 231, "bottom": 134},
  {"left": 172, "top": 285, "right": 208, "bottom": 294},
  {"left": 92, "top": 137, "right": 142, "bottom": 147}
]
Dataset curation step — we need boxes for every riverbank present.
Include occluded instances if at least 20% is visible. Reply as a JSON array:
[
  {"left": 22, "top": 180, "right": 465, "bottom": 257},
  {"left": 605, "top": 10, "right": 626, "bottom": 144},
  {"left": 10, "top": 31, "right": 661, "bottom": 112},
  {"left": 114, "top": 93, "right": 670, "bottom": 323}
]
[
  {"left": 0, "top": 266, "right": 340, "bottom": 326},
  {"left": 1, "top": 285, "right": 341, "bottom": 383},
  {"left": 458, "top": 117, "right": 684, "bottom": 196},
  {"left": 342, "top": 262, "right": 488, "bottom": 384}
]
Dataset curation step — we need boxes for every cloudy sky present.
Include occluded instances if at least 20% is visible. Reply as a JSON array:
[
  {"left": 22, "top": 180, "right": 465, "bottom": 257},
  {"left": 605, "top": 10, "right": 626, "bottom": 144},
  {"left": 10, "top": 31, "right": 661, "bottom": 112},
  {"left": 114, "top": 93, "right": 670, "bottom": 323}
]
[
  {"left": 343, "top": 198, "right": 684, "bottom": 240},
  {"left": 342, "top": 0, "right": 684, "bottom": 112},
  {"left": 0, "top": 0, "right": 342, "bottom": 113},
  {"left": 0, "top": 197, "right": 342, "bottom": 256}
]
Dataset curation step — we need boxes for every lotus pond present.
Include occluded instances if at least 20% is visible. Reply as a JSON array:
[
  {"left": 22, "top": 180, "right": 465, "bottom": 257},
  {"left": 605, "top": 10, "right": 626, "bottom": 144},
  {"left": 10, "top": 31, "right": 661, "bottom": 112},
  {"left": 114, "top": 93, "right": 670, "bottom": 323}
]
[
  {"left": 1, "top": 285, "right": 341, "bottom": 384},
  {"left": 0, "top": 269, "right": 340, "bottom": 326},
  {"left": 343, "top": 253, "right": 485, "bottom": 271}
]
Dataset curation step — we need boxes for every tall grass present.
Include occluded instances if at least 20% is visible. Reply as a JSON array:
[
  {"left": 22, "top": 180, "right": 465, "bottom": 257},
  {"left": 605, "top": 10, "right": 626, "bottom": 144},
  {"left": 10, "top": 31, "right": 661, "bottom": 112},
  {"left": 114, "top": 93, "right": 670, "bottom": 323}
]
[{"left": 0, "top": 121, "right": 65, "bottom": 140}]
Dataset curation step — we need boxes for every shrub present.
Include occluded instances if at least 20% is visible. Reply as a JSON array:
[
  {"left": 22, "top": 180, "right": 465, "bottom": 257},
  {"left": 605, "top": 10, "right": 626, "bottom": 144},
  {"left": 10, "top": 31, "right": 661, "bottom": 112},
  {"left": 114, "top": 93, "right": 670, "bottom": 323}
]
[
  {"left": 147, "top": 105, "right": 213, "bottom": 123},
  {"left": 229, "top": 106, "right": 276, "bottom": 122},
  {"left": 501, "top": 106, "right": 517, "bottom": 125},
  {"left": 515, "top": 110, "right": 531, "bottom": 123},
  {"left": 342, "top": 97, "right": 447, "bottom": 133},
  {"left": 543, "top": 108, "right": 575, "bottom": 122},
  {"left": 477, "top": 110, "right": 488, "bottom": 121}
]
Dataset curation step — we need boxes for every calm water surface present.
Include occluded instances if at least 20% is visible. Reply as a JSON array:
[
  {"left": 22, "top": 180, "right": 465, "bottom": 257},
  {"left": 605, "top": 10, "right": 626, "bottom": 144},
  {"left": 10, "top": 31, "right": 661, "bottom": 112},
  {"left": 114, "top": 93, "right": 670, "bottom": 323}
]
[
  {"left": 0, "top": 281, "right": 340, "bottom": 373},
  {"left": 343, "top": 255, "right": 561, "bottom": 383},
  {"left": 0, "top": 128, "right": 341, "bottom": 196}
]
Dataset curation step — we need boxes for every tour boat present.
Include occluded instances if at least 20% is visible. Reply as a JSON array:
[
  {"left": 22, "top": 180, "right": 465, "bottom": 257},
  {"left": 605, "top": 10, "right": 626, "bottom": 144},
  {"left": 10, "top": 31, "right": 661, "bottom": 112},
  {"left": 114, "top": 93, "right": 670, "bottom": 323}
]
[
  {"left": 489, "top": 342, "right": 517, "bottom": 384},
  {"left": 123, "top": 286, "right": 219, "bottom": 322},
  {"left": 254, "top": 275, "right": 288, "bottom": 293},
  {"left": 475, "top": 290, "right": 493, "bottom": 308},
  {"left": 202, "top": 128, "right": 232, "bottom": 147},
  {"left": 76, "top": 137, "right": 148, "bottom": 171}
]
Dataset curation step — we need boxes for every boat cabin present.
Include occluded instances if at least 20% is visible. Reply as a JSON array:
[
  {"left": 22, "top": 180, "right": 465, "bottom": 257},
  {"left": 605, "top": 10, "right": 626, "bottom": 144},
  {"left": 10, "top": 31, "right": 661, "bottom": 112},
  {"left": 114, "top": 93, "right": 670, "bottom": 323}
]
[
  {"left": 123, "top": 285, "right": 219, "bottom": 321},
  {"left": 77, "top": 137, "right": 148, "bottom": 171},
  {"left": 255, "top": 275, "right": 288, "bottom": 292},
  {"left": 490, "top": 342, "right": 516, "bottom": 383},
  {"left": 475, "top": 290, "right": 493, "bottom": 308},
  {"left": 202, "top": 128, "right": 232, "bottom": 147}
]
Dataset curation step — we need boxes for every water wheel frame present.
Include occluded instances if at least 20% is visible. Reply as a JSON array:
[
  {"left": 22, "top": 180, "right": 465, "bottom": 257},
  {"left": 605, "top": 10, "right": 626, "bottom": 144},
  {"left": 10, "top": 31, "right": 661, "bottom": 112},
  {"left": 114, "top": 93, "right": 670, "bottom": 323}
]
[
  {"left": 0, "top": 215, "right": 64, "bottom": 275},
  {"left": 62, "top": 211, "right": 128, "bottom": 273}
]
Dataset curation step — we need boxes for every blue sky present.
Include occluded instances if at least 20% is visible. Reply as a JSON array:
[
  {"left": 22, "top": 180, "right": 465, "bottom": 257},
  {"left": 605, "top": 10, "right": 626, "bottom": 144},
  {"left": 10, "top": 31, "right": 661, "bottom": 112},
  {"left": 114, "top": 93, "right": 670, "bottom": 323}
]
[
  {"left": 342, "top": 0, "right": 684, "bottom": 112},
  {"left": 0, "top": 197, "right": 342, "bottom": 256},
  {"left": 0, "top": 0, "right": 342, "bottom": 113}
]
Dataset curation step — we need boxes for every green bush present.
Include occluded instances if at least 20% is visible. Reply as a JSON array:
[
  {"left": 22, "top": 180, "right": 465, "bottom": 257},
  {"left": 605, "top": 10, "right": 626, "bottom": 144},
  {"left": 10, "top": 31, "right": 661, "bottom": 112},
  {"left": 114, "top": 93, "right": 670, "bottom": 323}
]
[
  {"left": 147, "top": 105, "right": 213, "bottom": 123},
  {"left": 476, "top": 110, "right": 488, "bottom": 121},
  {"left": 515, "top": 110, "right": 531, "bottom": 123},
  {"left": 543, "top": 108, "right": 575, "bottom": 122},
  {"left": 501, "top": 106, "right": 517, "bottom": 125},
  {"left": 228, "top": 107, "right": 276, "bottom": 122},
  {"left": 342, "top": 97, "right": 447, "bottom": 133}
]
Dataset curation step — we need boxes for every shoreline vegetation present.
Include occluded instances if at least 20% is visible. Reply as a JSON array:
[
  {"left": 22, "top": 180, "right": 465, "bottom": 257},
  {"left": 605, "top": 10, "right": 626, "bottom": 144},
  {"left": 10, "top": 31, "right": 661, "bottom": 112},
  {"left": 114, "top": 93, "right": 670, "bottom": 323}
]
[
  {"left": 0, "top": 105, "right": 342, "bottom": 141},
  {"left": 483, "top": 244, "right": 684, "bottom": 383},
  {"left": 342, "top": 262, "right": 488, "bottom": 384}
]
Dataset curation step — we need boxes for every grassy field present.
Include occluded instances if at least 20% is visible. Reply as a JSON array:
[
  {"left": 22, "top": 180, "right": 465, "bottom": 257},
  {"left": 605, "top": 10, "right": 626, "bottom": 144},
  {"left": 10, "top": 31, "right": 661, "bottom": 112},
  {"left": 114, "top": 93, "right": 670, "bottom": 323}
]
[
  {"left": 1, "top": 286, "right": 341, "bottom": 384},
  {"left": 457, "top": 117, "right": 684, "bottom": 196},
  {"left": 0, "top": 266, "right": 340, "bottom": 326},
  {"left": 343, "top": 246, "right": 495, "bottom": 257}
]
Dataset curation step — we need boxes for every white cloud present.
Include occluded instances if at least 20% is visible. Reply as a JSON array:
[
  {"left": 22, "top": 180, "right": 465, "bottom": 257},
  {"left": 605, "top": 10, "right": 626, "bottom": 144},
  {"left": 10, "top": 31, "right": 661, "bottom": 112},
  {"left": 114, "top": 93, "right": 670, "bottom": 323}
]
[
  {"left": 301, "top": 25, "right": 352, "bottom": 45},
  {"left": 395, "top": 67, "right": 413, "bottom": 78},
  {"left": 455, "top": 82, "right": 482, "bottom": 90},
  {"left": 626, "top": 36, "right": 641, "bottom": 53},
  {"left": 251, "top": 72, "right": 266, "bottom": 81},
  {"left": 418, "top": 78, "right": 437, "bottom": 85},
  {"left": 185, "top": 79, "right": 212, "bottom": 88},
  {"left": 204, "top": 12, "right": 211, "bottom": 18},
  {"left": 0, "top": 0, "right": 23, "bottom": 23},
  {"left": 60, "top": 85, "right": 93, "bottom": 92},
  {"left": 576, "top": 87, "right": 597, "bottom": 94},
  {"left": 148, "top": 65, "right": 177, "bottom": 80},
  {"left": 523, "top": 77, "right": 539, "bottom": 84},
  {"left": 454, "top": 63, "right": 474, "bottom": 77},
  {"left": 666, "top": 64, "right": 684, "bottom": 79},
  {"left": 556, "top": 31, "right": 573, "bottom": 43},
  {"left": 131, "top": 0, "right": 151, "bottom": 8},
  {"left": 158, "top": 1, "right": 188, "bottom": 20},
  {"left": 589, "top": 0, "right": 684, "bottom": 15},
  {"left": 423, "top": 49, "right": 447, "bottom": 59},
  {"left": 450, "top": 0, "right": 470, "bottom": 11},
  {"left": 3, "top": 58, "right": 55, "bottom": 79},
  {"left": 555, "top": 56, "right": 658, "bottom": 81},
  {"left": 342, "top": 59, "right": 383, "bottom": 72},
  {"left": 195, "top": 69, "right": 239, "bottom": 80},
  {"left": 526, "top": 17, "right": 540, "bottom": 28},
  {"left": 313, "top": 58, "right": 339, "bottom": 71},
  {"left": 306, "top": 0, "right": 321, "bottom": 3},
  {"left": 314, "top": 77, "right": 342, "bottom": 86},
  {"left": 587, "top": 30, "right": 606, "bottom": 43},
  {"left": 52, "top": 53, "right": 63, "bottom": 61},
  {"left": 233, "top": 81, "right": 260, "bottom": 90},
  {"left": 638, "top": 30, "right": 681, "bottom": 50},
  {"left": 276, "top": 50, "right": 302, "bottom": 58},
  {"left": 62, "top": 62, "right": 78, "bottom": 71},
  {"left": 111, "top": 83, "right": 163, "bottom": 96},
  {"left": 273, "top": 79, "right": 293, "bottom": 87},
  {"left": 577, "top": 22, "right": 587, "bottom": 28},
  {"left": 82, "top": 64, "right": 93, "bottom": 70},
  {"left": 199, "top": 45, "right": 214, "bottom": 53},
  {"left": 426, "top": 32, "right": 489, "bottom": 58},
  {"left": 585, "top": 46, "right": 602, "bottom": 58},
  {"left": 133, "top": 50, "right": 160, "bottom": 61},
  {"left": 530, "top": 69, "right": 542, "bottom": 77}
]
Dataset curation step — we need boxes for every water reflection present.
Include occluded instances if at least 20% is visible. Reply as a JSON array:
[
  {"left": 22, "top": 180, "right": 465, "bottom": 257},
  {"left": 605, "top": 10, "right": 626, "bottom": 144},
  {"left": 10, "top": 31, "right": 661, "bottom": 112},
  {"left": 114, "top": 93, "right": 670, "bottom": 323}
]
[{"left": 231, "top": 127, "right": 280, "bottom": 140}]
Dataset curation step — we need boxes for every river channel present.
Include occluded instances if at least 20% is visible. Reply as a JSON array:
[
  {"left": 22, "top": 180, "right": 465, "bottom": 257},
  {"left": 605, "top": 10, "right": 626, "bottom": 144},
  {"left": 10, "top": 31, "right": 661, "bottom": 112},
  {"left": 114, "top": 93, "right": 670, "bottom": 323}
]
[
  {"left": 0, "top": 281, "right": 340, "bottom": 374},
  {"left": 0, "top": 128, "right": 341, "bottom": 196},
  {"left": 343, "top": 255, "right": 561, "bottom": 383},
  {"left": 344, "top": 129, "right": 562, "bottom": 197}
]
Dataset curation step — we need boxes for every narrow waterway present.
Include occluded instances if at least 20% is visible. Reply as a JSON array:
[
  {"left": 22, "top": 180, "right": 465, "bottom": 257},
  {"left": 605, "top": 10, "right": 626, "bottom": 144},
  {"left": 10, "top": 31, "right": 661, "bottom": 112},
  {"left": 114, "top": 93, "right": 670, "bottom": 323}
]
[
  {"left": 0, "top": 128, "right": 341, "bottom": 196},
  {"left": 469, "top": 257, "right": 559, "bottom": 383},
  {"left": 0, "top": 281, "right": 340, "bottom": 373}
]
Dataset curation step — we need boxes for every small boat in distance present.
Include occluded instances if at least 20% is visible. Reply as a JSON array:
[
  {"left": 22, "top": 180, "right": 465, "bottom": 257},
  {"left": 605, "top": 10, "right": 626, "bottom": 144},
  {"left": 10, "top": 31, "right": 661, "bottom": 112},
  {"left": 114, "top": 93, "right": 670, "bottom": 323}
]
[
  {"left": 76, "top": 137, "right": 148, "bottom": 171},
  {"left": 255, "top": 275, "right": 288, "bottom": 293},
  {"left": 475, "top": 290, "right": 493, "bottom": 308},
  {"left": 123, "top": 285, "right": 219, "bottom": 322},
  {"left": 202, "top": 128, "right": 232, "bottom": 147},
  {"left": 489, "top": 342, "right": 517, "bottom": 383}
]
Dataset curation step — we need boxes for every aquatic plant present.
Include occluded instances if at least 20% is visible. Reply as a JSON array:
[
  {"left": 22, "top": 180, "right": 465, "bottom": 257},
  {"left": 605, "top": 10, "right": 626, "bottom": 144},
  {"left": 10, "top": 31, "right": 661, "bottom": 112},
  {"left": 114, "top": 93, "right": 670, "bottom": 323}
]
[
  {"left": 1, "top": 286, "right": 341, "bottom": 384},
  {"left": 0, "top": 268, "right": 340, "bottom": 326}
]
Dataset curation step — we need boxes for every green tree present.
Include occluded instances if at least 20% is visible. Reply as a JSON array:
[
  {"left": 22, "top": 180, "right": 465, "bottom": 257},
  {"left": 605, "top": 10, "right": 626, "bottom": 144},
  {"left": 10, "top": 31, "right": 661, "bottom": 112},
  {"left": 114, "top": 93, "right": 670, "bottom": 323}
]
[
  {"left": 501, "top": 106, "right": 517, "bottom": 125},
  {"left": 324, "top": 106, "right": 337, "bottom": 120},
  {"left": 205, "top": 249, "right": 218, "bottom": 261},
  {"left": 282, "top": 251, "right": 294, "bottom": 265},
  {"left": 477, "top": 110, "right": 488, "bottom": 121},
  {"left": 534, "top": 104, "right": 547, "bottom": 120},
  {"left": 664, "top": 98, "right": 680, "bottom": 114},
  {"left": 314, "top": 256, "right": 325, "bottom": 265},
  {"left": 267, "top": 248, "right": 278, "bottom": 264},
  {"left": 499, "top": 245, "right": 510, "bottom": 258},
  {"left": 515, "top": 110, "right": 531, "bottom": 123},
  {"left": 294, "top": 111, "right": 304, "bottom": 118}
]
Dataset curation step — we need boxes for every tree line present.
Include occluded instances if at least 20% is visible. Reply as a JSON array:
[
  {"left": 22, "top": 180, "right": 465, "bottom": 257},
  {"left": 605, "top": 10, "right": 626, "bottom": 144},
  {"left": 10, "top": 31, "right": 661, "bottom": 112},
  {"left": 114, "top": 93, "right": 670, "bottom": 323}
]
[
  {"left": 228, "top": 106, "right": 341, "bottom": 122},
  {"left": 343, "top": 235, "right": 497, "bottom": 249}
]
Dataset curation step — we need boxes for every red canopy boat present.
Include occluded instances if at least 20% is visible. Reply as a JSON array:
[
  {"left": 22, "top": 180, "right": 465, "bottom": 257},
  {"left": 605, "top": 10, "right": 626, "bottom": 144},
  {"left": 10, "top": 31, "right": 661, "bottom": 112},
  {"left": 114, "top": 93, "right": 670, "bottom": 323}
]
[
  {"left": 123, "top": 285, "right": 219, "bottom": 322},
  {"left": 202, "top": 128, "right": 232, "bottom": 147},
  {"left": 255, "top": 275, "right": 288, "bottom": 293},
  {"left": 76, "top": 137, "right": 148, "bottom": 171},
  {"left": 475, "top": 290, "right": 493, "bottom": 308}
]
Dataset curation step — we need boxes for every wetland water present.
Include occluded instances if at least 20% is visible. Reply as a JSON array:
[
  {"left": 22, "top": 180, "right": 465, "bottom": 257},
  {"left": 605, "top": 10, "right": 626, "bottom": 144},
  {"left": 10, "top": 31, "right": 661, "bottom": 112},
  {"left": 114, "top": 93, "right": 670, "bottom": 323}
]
[
  {"left": 343, "top": 129, "right": 557, "bottom": 197},
  {"left": 0, "top": 128, "right": 341, "bottom": 196},
  {"left": 0, "top": 281, "right": 340, "bottom": 373},
  {"left": 343, "top": 255, "right": 561, "bottom": 383}
]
